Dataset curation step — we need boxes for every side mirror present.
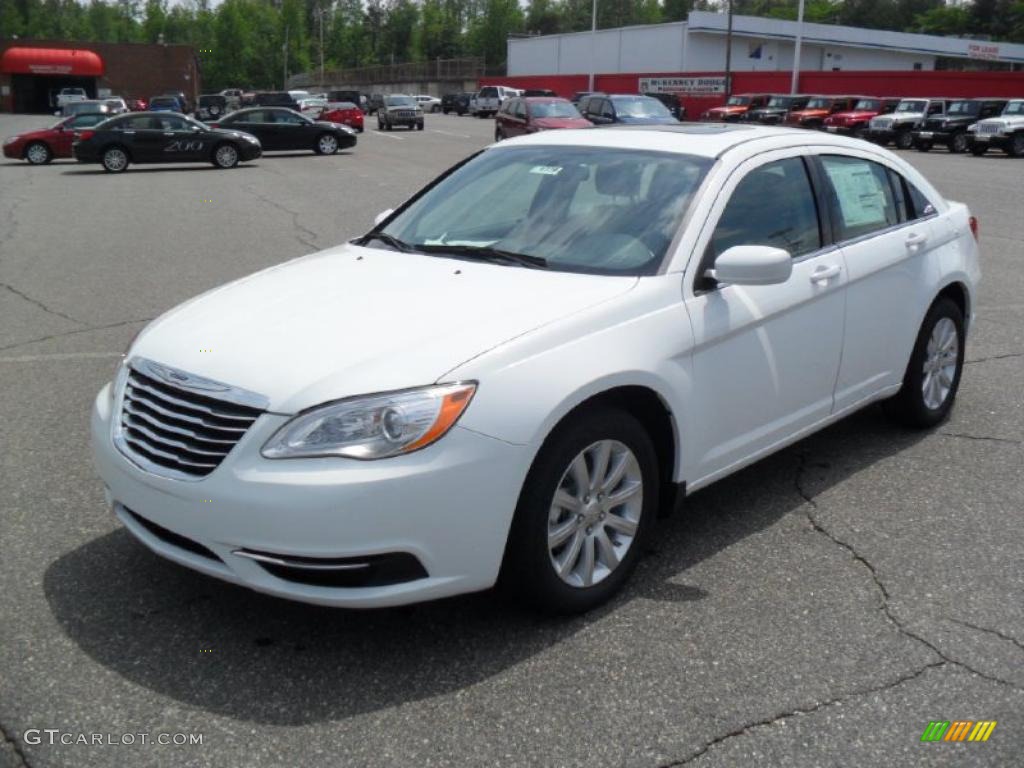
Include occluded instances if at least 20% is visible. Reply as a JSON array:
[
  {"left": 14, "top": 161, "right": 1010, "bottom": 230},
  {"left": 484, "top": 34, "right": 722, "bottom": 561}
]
[
  {"left": 706, "top": 245, "right": 792, "bottom": 286},
  {"left": 54, "top": 110, "right": 61, "bottom": 116},
  {"left": 374, "top": 209, "right": 394, "bottom": 226}
]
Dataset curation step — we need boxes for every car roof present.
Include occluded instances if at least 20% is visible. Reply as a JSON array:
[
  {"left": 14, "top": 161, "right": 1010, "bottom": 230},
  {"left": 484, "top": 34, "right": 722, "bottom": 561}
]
[
  {"left": 495, "top": 123, "right": 882, "bottom": 159},
  {"left": 522, "top": 97, "right": 569, "bottom": 103}
]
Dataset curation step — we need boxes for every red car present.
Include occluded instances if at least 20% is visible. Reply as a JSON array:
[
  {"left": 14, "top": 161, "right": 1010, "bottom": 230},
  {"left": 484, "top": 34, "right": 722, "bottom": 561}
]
[
  {"left": 319, "top": 101, "right": 364, "bottom": 133},
  {"left": 2, "top": 112, "right": 111, "bottom": 164},
  {"left": 822, "top": 97, "right": 901, "bottom": 137},
  {"left": 128, "top": 98, "right": 148, "bottom": 111},
  {"left": 495, "top": 97, "right": 592, "bottom": 141},
  {"left": 702, "top": 93, "right": 771, "bottom": 122}
]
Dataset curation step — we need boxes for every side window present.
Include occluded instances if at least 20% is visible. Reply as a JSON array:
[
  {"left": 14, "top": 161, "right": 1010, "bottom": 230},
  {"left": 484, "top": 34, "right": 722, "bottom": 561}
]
[
  {"left": 709, "top": 157, "right": 822, "bottom": 260},
  {"left": 514, "top": 100, "right": 526, "bottom": 119},
  {"left": 819, "top": 155, "right": 899, "bottom": 240},
  {"left": 905, "top": 180, "right": 937, "bottom": 219},
  {"left": 927, "top": 102, "right": 943, "bottom": 115},
  {"left": 601, "top": 100, "right": 615, "bottom": 119}
]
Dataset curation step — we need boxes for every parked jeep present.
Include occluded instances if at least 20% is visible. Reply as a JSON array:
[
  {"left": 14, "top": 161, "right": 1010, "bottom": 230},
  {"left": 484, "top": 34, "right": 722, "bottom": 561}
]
[
  {"left": 376, "top": 94, "right": 424, "bottom": 131},
  {"left": 867, "top": 98, "right": 948, "bottom": 149},
  {"left": 968, "top": 99, "right": 1024, "bottom": 157},
  {"left": 441, "top": 92, "right": 471, "bottom": 115},
  {"left": 913, "top": 98, "right": 1008, "bottom": 153}
]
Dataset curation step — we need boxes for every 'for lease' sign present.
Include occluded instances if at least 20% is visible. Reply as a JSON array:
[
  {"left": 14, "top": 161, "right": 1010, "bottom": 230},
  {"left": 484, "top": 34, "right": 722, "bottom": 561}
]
[{"left": 639, "top": 77, "right": 727, "bottom": 96}]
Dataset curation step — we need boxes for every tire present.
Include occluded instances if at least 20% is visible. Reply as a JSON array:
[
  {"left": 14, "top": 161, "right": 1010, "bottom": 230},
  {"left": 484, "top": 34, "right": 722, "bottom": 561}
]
[
  {"left": 25, "top": 141, "right": 51, "bottom": 165},
  {"left": 377, "top": 119, "right": 383, "bottom": 130},
  {"left": 1008, "top": 133, "right": 1024, "bottom": 158},
  {"left": 494, "top": 128, "right": 502, "bottom": 141},
  {"left": 385, "top": 122, "right": 392, "bottom": 131},
  {"left": 950, "top": 132, "right": 969, "bottom": 154},
  {"left": 212, "top": 143, "right": 239, "bottom": 169},
  {"left": 499, "top": 407, "right": 659, "bottom": 614},
  {"left": 416, "top": 122, "right": 424, "bottom": 131},
  {"left": 101, "top": 146, "right": 129, "bottom": 173},
  {"left": 970, "top": 143, "right": 987, "bottom": 157},
  {"left": 315, "top": 133, "right": 339, "bottom": 155},
  {"left": 357, "top": 126, "right": 364, "bottom": 133},
  {"left": 884, "top": 297, "right": 965, "bottom": 429},
  {"left": 895, "top": 130, "right": 914, "bottom": 150},
  {"left": 916, "top": 141, "right": 932, "bottom": 152}
]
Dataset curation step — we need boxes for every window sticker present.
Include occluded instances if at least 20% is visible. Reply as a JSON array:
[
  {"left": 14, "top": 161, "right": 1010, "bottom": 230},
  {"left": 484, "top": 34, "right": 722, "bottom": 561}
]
[
  {"left": 825, "top": 162, "right": 888, "bottom": 229},
  {"left": 530, "top": 165, "right": 563, "bottom": 176}
]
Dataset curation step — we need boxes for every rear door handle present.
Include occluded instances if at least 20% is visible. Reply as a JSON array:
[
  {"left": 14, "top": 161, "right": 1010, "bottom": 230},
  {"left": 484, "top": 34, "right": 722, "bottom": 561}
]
[
  {"left": 905, "top": 232, "right": 928, "bottom": 249},
  {"left": 810, "top": 264, "right": 841, "bottom": 283},
  {"left": 163, "top": 132, "right": 175, "bottom": 137}
]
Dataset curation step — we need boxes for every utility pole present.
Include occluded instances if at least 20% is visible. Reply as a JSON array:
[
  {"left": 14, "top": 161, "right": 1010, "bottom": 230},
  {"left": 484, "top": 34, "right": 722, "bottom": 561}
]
[
  {"left": 791, "top": 0, "right": 805, "bottom": 94},
  {"left": 723, "top": 0, "right": 733, "bottom": 99},
  {"left": 588, "top": 0, "right": 597, "bottom": 92},
  {"left": 282, "top": 25, "right": 289, "bottom": 89},
  {"left": 315, "top": 5, "right": 327, "bottom": 88}
]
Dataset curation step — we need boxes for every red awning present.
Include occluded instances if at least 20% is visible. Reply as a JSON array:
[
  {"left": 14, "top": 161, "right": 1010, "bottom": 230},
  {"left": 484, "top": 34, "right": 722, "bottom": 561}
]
[{"left": 0, "top": 47, "right": 104, "bottom": 77}]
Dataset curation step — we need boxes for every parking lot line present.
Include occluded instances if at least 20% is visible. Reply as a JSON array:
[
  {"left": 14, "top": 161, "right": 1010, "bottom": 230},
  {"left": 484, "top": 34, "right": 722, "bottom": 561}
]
[
  {"left": 431, "top": 129, "right": 471, "bottom": 139},
  {"left": 0, "top": 351, "right": 122, "bottom": 363},
  {"left": 367, "top": 131, "right": 404, "bottom": 141}
]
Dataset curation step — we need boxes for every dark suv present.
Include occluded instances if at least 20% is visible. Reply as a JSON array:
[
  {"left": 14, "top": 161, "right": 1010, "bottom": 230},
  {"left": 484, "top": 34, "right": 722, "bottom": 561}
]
[
  {"left": 642, "top": 92, "right": 686, "bottom": 120},
  {"left": 441, "top": 92, "right": 472, "bottom": 115},
  {"left": 577, "top": 94, "right": 679, "bottom": 126},
  {"left": 913, "top": 98, "right": 1008, "bottom": 153},
  {"left": 744, "top": 95, "right": 811, "bottom": 124},
  {"left": 253, "top": 91, "right": 299, "bottom": 110},
  {"left": 327, "top": 90, "right": 363, "bottom": 111}
]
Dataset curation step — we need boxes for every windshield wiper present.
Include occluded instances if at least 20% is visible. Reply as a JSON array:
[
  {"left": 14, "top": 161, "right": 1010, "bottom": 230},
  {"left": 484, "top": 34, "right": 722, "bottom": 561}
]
[
  {"left": 416, "top": 244, "right": 548, "bottom": 269},
  {"left": 354, "top": 232, "right": 416, "bottom": 253}
]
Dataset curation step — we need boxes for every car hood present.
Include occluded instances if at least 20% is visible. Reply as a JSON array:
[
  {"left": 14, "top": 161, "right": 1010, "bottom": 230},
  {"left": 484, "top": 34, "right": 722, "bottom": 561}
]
[
  {"left": 829, "top": 110, "right": 877, "bottom": 121},
  {"left": 790, "top": 109, "right": 829, "bottom": 119},
  {"left": 708, "top": 105, "right": 747, "bottom": 115},
  {"left": 133, "top": 244, "right": 638, "bottom": 413},
  {"left": 616, "top": 115, "right": 679, "bottom": 125},
  {"left": 10, "top": 127, "right": 57, "bottom": 141},
  {"left": 533, "top": 117, "right": 592, "bottom": 129}
]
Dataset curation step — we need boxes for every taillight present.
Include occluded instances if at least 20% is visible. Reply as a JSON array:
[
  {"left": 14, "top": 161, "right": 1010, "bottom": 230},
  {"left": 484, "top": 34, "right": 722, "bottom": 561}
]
[
  {"left": 75, "top": 130, "right": 94, "bottom": 141},
  {"left": 209, "top": 123, "right": 219, "bottom": 129},
  {"left": 969, "top": 215, "right": 979, "bottom": 241}
]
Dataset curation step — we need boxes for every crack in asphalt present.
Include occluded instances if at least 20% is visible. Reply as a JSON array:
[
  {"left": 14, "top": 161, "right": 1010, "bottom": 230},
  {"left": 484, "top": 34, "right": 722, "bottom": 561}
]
[
  {"left": 0, "top": 281, "right": 84, "bottom": 326},
  {"left": 243, "top": 185, "right": 320, "bottom": 252},
  {"left": 0, "top": 718, "right": 30, "bottom": 768},
  {"left": 939, "top": 431, "right": 1023, "bottom": 445},
  {"left": 965, "top": 351, "right": 1024, "bottom": 365},
  {"left": 946, "top": 617, "right": 1024, "bottom": 654},
  {"left": 662, "top": 661, "right": 948, "bottom": 766},
  {"left": 0, "top": 317, "right": 153, "bottom": 353},
  {"left": 793, "top": 453, "right": 1023, "bottom": 693}
]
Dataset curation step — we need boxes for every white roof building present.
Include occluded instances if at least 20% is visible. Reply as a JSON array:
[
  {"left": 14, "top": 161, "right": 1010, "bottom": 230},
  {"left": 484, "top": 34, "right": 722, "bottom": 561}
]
[{"left": 507, "top": 11, "right": 1024, "bottom": 77}]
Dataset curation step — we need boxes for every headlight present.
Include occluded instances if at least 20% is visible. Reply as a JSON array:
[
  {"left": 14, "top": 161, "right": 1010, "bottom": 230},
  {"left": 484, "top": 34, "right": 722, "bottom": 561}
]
[
  {"left": 262, "top": 382, "right": 476, "bottom": 460},
  {"left": 3, "top": 136, "right": 18, "bottom": 146}
]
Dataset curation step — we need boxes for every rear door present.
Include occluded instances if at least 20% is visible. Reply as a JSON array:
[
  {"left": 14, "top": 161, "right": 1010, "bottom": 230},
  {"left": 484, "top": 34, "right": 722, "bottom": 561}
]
[
  {"left": 816, "top": 152, "right": 943, "bottom": 410},
  {"left": 152, "top": 115, "right": 207, "bottom": 162},
  {"left": 228, "top": 110, "right": 272, "bottom": 148}
]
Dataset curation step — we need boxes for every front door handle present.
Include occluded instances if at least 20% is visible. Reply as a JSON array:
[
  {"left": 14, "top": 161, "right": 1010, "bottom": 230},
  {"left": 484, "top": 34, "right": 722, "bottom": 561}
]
[
  {"left": 905, "top": 232, "right": 928, "bottom": 250},
  {"left": 810, "top": 264, "right": 841, "bottom": 283},
  {"left": 163, "top": 132, "right": 175, "bottom": 137}
]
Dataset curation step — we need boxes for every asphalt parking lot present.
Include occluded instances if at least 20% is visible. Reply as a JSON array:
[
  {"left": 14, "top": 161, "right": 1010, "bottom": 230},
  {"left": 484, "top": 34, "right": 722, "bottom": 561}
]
[{"left": 1, "top": 112, "right": 1022, "bottom": 768}]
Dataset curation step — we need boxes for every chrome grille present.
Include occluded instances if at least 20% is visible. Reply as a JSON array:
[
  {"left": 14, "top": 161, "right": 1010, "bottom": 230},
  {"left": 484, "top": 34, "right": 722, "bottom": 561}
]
[
  {"left": 979, "top": 122, "right": 1001, "bottom": 134},
  {"left": 872, "top": 117, "right": 893, "bottom": 130},
  {"left": 116, "top": 361, "right": 265, "bottom": 479}
]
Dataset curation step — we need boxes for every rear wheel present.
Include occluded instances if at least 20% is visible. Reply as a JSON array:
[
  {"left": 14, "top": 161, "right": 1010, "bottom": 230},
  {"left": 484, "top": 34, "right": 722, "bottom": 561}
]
[
  {"left": 25, "top": 141, "right": 51, "bottom": 165},
  {"left": 950, "top": 132, "right": 969, "bottom": 153},
  {"left": 970, "top": 143, "right": 988, "bottom": 156},
  {"left": 884, "top": 297, "right": 964, "bottom": 428},
  {"left": 212, "top": 143, "right": 239, "bottom": 169},
  {"left": 494, "top": 127, "right": 503, "bottom": 142},
  {"left": 916, "top": 141, "right": 932, "bottom": 152},
  {"left": 315, "top": 133, "right": 339, "bottom": 155},
  {"left": 895, "top": 130, "right": 914, "bottom": 150},
  {"left": 500, "top": 408, "right": 658, "bottom": 614},
  {"left": 101, "top": 146, "right": 129, "bottom": 173}
]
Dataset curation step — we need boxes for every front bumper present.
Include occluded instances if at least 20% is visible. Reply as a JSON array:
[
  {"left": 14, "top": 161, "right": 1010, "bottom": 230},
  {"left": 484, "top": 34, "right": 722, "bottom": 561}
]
[
  {"left": 969, "top": 133, "right": 1012, "bottom": 151},
  {"left": 91, "top": 383, "right": 531, "bottom": 607},
  {"left": 2, "top": 142, "right": 23, "bottom": 159},
  {"left": 913, "top": 129, "right": 954, "bottom": 145}
]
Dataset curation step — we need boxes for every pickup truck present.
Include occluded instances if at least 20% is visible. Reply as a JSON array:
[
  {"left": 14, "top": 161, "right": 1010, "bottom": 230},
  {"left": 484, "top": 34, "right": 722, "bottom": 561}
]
[{"left": 55, "top": 87, "right": 87, "bottom": 110}]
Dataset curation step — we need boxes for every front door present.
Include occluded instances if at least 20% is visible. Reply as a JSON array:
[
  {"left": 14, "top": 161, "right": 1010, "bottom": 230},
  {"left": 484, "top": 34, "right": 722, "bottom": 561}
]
[{"left": 683, "top": 152, "right": 848, "bottom": 485}]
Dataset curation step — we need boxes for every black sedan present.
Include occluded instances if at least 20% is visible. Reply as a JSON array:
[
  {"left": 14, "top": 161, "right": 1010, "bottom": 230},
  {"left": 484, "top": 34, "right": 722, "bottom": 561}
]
[
  {"left": 72, "top": 112, "right": 261, "bottom": 173},
  {"left": 211, "top": 107, "right": 357, "bottom": 154}
]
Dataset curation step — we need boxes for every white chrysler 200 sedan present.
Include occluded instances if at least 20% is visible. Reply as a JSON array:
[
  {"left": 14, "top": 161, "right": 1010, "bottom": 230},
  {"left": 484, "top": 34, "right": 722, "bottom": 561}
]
[{"left": 91, "top": 125, "right": 980, "bottom": 613}]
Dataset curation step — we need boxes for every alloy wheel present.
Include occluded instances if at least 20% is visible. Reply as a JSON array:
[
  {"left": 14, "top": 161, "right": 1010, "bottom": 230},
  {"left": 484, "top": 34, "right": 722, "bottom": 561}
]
[
  {"left": 215, "top": 144, "right": 238, "bottom": 168},
  {"left": 922, "top": 317, "right": 959, "bottom": 410},
  {"left": 547, "top": 440, "right": 643, "bottom": 588},
  {"left": 103, "top": 148, "right": 127, "bottom": 172},
  {"left": 26, "top": 143, "right": 50, "bottom": 164},
  {"left": 318, "top": 135, "right": 338, "bottom": 154}
]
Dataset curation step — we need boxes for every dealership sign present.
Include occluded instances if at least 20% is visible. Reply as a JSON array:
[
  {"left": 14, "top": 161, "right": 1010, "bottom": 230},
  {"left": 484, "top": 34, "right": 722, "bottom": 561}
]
[
  {"left": 640, "top": 76, "right": 727, "bottom": 96},
  {"left": 28, "top": 64, "right": 73, "bottom": 74}
]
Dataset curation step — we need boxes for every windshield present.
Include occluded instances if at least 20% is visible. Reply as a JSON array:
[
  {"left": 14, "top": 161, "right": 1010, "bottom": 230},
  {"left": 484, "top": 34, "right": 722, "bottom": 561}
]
[
  {"left": 377, "top": 147, "right": 711, "bottom": 276},
  {"left": 947, "top": 101, "right": 980, "bottom": 116},
  {"left": 1004, "top": 101, "right": 1024, "bottom": 115},
  {"left": 530, "top": 101, "right": 580, "bottom": 118},
  {"left": 766, "top": 97, "right": 792, "bottom": 108},
  {"left": 479, "top": 87, "right": 498, "bottom": 98},
  {"left": 805, "top": 98, "right": 831, "bottom": 109},
  {"left": 612, "top": 97, "right": 671, "bottom": 118},
  {"left": 387, "top": 96, "right": 415, "bottom": 106},
  {"left": 150, "top": 98, "right": 177, "bottom": 108},
  {"left": 853, "top": 99, "right": 880, "bottom": 111},
  {"left": 726, "top": 96, "right": 750, "bottom": 106},
  {"left": 896, "top": 100, "right": 926, "bottom": 113}
]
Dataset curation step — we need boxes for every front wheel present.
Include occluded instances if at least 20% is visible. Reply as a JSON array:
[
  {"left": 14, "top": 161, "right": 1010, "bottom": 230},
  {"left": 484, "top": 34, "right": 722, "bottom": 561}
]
[
  {"left": 895, "top": 130, "right": 914, "bottom": 150},
  {"left": 500, "top": 408, "right": 658, "bottom": 614},
  {"left": 494, "top": 128, "right": 503, "bottom": 142},
  {"left": 316, "top": 133, "right": 339, "bottom": 155},
  {"left": 101, "top": 146, "right": 129, "bottom": 173},
  {"left": 1008, "top": 133, "right": 1024, "bottom": 158},
  {"left": 884, "top": 297, "right": 965, "bottom": 428},
  {"left": 212, "top": 143, "right": 239, "bottom": 169},
  {"left": 416, "top": 122, "right": 424, "bottom": 131},
  {"left": 950, "top": 132, "right": 969, "bottom": 153},
  {"left": 916, "top": 141, "right": 932, "bottom": 152},
  {"left": 970, "top": 143, "right": 987, "bottom": 156},
  {"left": 25, "top": 142, "right": 52, "bottom": 164}
]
